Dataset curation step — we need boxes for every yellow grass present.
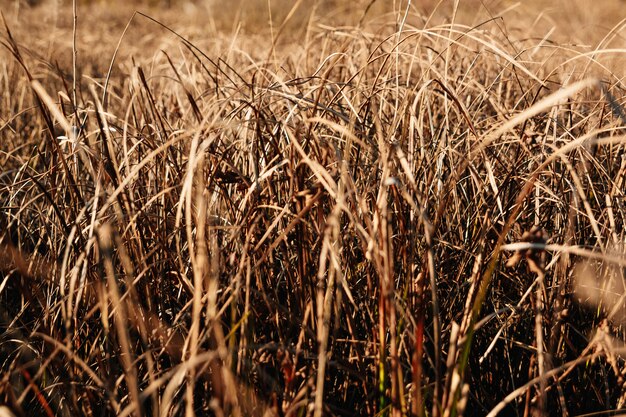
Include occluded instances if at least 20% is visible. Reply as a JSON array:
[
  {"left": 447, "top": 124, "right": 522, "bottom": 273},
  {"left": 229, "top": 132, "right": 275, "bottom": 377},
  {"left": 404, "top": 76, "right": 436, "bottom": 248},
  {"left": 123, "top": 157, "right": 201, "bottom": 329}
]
[{"left": 1, "top": 0, "right": 626, "bottom": 416}]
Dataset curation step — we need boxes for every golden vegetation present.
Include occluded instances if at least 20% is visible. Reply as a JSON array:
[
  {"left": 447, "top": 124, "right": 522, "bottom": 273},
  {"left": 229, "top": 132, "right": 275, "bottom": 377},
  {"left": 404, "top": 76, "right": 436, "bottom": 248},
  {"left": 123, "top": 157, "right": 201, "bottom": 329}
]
[{"left": 1, "top": 1, "right": 626, "bottom": 416}]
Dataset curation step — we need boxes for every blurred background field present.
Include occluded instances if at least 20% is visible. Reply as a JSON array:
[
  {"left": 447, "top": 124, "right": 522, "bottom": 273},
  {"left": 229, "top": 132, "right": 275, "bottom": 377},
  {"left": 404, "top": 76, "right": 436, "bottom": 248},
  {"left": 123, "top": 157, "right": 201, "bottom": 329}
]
[
  {"left": 2, "top": 0, "right": 625, "bottom": 91},
  {"left": 4, "top": 0, "right": 626, "bottom": 41}
]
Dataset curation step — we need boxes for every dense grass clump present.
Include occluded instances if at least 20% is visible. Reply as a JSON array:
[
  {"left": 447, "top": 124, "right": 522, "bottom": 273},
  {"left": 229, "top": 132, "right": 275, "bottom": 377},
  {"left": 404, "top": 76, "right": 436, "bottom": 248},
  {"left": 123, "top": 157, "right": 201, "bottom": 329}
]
[{"left": 1, "top": 1, "right": 626, "bottom": 416}]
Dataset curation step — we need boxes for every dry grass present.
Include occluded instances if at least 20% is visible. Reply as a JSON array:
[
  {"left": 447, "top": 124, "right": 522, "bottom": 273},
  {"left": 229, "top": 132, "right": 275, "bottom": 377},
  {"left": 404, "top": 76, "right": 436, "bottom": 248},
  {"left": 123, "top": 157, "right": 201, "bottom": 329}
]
[{"left": 1, "top": 1, "right": 626, "bottom": 416}]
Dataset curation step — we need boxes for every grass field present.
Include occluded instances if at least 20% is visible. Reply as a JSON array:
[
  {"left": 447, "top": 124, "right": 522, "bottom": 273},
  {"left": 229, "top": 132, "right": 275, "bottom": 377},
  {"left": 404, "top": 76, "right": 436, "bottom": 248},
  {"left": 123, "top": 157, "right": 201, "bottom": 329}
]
[{"left": 1, "top": 0, "right": 626, "bottom": 416}]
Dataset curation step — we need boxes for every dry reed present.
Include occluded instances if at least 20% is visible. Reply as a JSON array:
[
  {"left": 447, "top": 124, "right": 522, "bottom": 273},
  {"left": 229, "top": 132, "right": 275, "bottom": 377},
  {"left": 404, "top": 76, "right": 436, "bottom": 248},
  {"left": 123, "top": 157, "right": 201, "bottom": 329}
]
[{"left": 1, "top": 1, "right": 626, "bottom": 416}]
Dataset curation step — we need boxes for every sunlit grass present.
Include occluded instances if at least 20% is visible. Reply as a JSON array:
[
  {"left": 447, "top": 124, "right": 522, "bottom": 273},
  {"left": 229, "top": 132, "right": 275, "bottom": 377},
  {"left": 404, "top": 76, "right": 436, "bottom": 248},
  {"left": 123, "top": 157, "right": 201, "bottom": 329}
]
[{"left": 1, "top": 1, "right": 626, "bottom": 416}]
